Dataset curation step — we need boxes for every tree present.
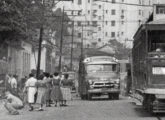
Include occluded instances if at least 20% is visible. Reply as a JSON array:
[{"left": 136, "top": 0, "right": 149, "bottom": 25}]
[
  {"left": 0, "top": 0, "right": 27, "bottom": 45},
  {"left": 108, "top": 39, "right": 131, "bottom": 59}
]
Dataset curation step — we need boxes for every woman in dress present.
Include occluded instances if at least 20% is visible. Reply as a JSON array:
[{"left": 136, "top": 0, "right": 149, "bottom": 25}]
[
  {"left": 51, "top": 72, "right": 63, "bottom": 107},
  {"left": 35, "top": 74, "right": 47, "bottom": 111},
  {"left": 61, "top": 74, "right": 72, "bottom": 106},
  {"left": 44, "top": 73, "right": 52, "bottom": 107},
  {"left": 24, "top": 73, "right": 37, "bottom": 111}
]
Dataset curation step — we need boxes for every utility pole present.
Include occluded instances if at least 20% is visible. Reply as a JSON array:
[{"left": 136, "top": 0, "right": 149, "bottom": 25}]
[
  {"left": 70, "top": 21, "right": 74, "bottom": 71},
  {"left": 59, "top": 6, "right": 65, "bottom": 72},
  {"left": 81, "top": 25, "right": 84, "bottom": 58},
  {"left": 36, "top": 0, "right": 45, "bottom": 79},
  {"left": 36, "top": 1, "right": 73, "bottom": 78},
  {"left": 36, "top": 26, "right": 44, "bottom": 79},
  {"left": 102, "top": 4, "right": 105, "bottom": 42}
]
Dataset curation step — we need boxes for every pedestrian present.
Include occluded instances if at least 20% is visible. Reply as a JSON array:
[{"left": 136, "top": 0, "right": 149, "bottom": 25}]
[
  {"left": 75, "top": 79, "right": 79, "bottom": 97},
  {"left": 4, "top": 91, "right": 23, "bottom": 115},
  {"left": 24, "top": 73, "right": 37, "bottom": 111},
  {"left": 51, "top": 72, "right": 63, "bottom": 107},
  {"left": 61, "top": 74, "right": 72, "bottom": 106},
  {"left": 6, "top": 74, "right": 12, "bottom": 91},
  {"left": 44, "top": 73, "right": 52, "bottom": 107},
  {"left": 9, "top": 75, "right": 18, "bottom": 96},
  {"left": 35, "top": 74, "right": 46, "bottom": 111}
]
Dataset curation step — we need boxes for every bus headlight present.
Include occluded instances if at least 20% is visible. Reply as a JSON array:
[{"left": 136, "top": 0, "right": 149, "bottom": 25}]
[
  {"left": 89, "top": 85, "right": 94, "bottom": 89},
  {"left": 88, "top": 80, "right": 93, "bottom": 85}
]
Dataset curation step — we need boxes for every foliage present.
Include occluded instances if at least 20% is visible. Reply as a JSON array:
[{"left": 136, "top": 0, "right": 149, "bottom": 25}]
[
  {"left": 0, "top": 0, "right": 71, "bottom": 48},
  {"left": 0, "top": 0, "right": 27, "bottom": 44},
  {"left": 108, "top": 39, "right": 131, "bottom": 59},
  {"left": 49, "top": 8, "right": 71, "bottom": 48}
]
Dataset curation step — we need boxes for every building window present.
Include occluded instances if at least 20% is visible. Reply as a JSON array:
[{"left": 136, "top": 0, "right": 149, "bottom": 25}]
[
  {"left": 139, "top": 10, "right": 141, "bottom": 15},
  {"left": 92, "top": 21, "right": 97, "bottom": 27},
  {"left": 78, "top": 0, "right": 82, "bottom": 5},
  {"left": 156, "top": 6, "right": 165, "bottom": 14},
  {"left": 121, "top": 21, "right": 124, "bottom": 25},
  {"left": 111, "top": 21, "right": 115, "bottom": 26},
  {"left": 121, "top": 32, "right": 124, "bottom": 35},
  {"left": 122, "top": 0, "right": 124, "bottom": 2},
  {"left": 106, "top": 10, "right": 108, "bottom": 14},
  {"left": 99, "top": 16, "right": 102, "bottom": 20},
  {"left": 88, "top": 0, "right": 90, "bottom": 3},
  {"left": 139, "top": 0, "right": 141, "bottom": 5},
  {"left": 105, "top": 32, "right": 108, "bottom": 36},
  {"left": 98, "top": 38, "right": 101, "bottom": 42},
  {"left": 121, "top": 9, "right": 124, "bottom": 14},
  {"left": 142, "top": 0, "right": 144, "bottom": 5},
  {"left": 112, "top": 0, "right": 116, "bottom": 3},
  {"left": 105, "top": 21, "right": 108, "bottom": 25},
  {"left": 77, "top": 21, "right": 81, "bottom": 26},
  {"left": 78, "top": 33, "right": 81, "bottom": 38},
  {"left": 98, "top": 27, "right": 101, "bottom": 31},
  {"left": 111, "top": 9, "right": 116, "bottom": 15},
  {"left": 99, "top": 5, "right": 101, "bottom": 9},
  {"left": 149, "top": 0, "right": 151, "bottom": 5},
  {"left": 138, "top": 20, "right": 141, "bottom": 26},
  {"left": 87, "top": 21, "right": 90, "bottom": 25},
  {"left": 111, "top": 32, "right": 115, "bottom": 37},
  {"left": 88, "top": 10, "right": 90, "bottom": 14},
  {"left": 71, "top": 11, "right": 74, "bottom": 15},
  {"left": 93, "top": 10, "right": 97, "bottom": 13}
]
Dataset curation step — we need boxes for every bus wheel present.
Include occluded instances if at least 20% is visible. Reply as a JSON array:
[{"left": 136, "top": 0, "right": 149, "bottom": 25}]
[
  {"left": 142, "top": 95, "right": 147, "bottom": 110},
  {"left": 115, "top": 93, "right": 119, "bottom": 100},
  {"left": 88, "top": 93, "right": 92, "bottom": 100},
  {"left": 80, "top": 94, "right": 86, "bottom": 100},
  {"left": 110, "top": 93, "right": 119, "bottom": 100},
  {"left": 108, "top": 94, "right": 112, "bottom": 100}
]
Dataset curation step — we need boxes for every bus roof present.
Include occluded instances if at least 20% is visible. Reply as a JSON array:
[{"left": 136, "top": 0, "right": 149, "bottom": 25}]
[
  {"left": 86, "top": 61, "right": 117, "bottom": 65},
  {"left": 84, "top": 56, "right": 118, "bottom": 64}
]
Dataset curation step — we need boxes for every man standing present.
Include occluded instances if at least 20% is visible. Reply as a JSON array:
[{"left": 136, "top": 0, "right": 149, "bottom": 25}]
[
  {"left": 24, "top": 73, "right": 37, "bottom": 111},
  {"left": 10, "top": 75, "right": 18, "bottom": 95}
]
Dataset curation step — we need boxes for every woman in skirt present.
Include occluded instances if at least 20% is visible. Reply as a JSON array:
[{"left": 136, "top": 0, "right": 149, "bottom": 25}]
[
  {"left": 51, "top": 72, "right": 63, "bottom": 107},
  {"left": 35, "top": 74, "right": 46, "bottom": 111},
  {"left": 44, "top": 73, "right": 52, "bottom": 107},
  {"left": 61, "top": 74, "right": 72, "bottom": 106}
]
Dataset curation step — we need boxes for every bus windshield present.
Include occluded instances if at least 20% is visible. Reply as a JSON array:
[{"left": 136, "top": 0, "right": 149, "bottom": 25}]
[{"left": 86, "top": 64, "right": 117, "bottom": 73}]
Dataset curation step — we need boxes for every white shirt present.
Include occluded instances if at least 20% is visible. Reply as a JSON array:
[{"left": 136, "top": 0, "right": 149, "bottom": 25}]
[
  {"left": 25, "top": 77, "right": 37, "bottom": 87},
  {"left": 10, "top": 78, "right": 17, "bottom": 89}
]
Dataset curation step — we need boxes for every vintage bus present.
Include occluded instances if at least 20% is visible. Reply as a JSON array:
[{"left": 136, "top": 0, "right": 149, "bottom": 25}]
[{"left": 78, "top": 56, "right": 120, "bottom": 100}]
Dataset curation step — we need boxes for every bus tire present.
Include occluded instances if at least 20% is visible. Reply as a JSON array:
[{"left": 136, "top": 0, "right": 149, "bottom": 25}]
[
  {"left": 88, "top": 93, "right": 92, "bottom": 100},
  {"left": 115, "top": 93, "right": 119, "bottom": 100},
  {"left": 80, "top": 94, "right": 85, "bottom": 100},
  {"left": 108, "top": 94, "right": 112, "bottom": 100}
]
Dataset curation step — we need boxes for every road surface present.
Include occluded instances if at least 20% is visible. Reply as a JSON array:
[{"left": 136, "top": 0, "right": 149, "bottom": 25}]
[{"left": 0, "top": 95, "right": 164, "bottom": 120}]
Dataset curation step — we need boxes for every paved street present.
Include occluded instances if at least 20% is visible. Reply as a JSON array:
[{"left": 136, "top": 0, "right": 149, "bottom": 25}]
[{"left": 0, "top": 95, "right": 163, "bottom": 120}]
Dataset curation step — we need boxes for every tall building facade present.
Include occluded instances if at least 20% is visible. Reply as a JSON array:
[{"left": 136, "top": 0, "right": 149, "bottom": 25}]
[{"left": 57, "top": 0, "right": 165, "bottom": 48}]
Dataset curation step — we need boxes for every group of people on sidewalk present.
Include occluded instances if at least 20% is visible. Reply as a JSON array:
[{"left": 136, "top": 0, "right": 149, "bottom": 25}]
[{"left": 4, "top": 72, "right": 72, "bottom": 115}]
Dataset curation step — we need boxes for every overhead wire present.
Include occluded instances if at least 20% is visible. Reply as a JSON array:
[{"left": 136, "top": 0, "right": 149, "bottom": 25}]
[{"left": 94, "top": 0, "right": 153, "bottom": 7}]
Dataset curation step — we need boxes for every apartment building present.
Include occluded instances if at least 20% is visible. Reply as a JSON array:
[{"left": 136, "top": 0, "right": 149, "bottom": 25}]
[{"left": 57, "top": 0, "right": 165, "bottom": 48}]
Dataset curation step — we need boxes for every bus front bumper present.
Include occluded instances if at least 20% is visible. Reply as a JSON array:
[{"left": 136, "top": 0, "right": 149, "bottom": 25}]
[{"left": 88, "top": 88, "right": 120, "bottom": 94}]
